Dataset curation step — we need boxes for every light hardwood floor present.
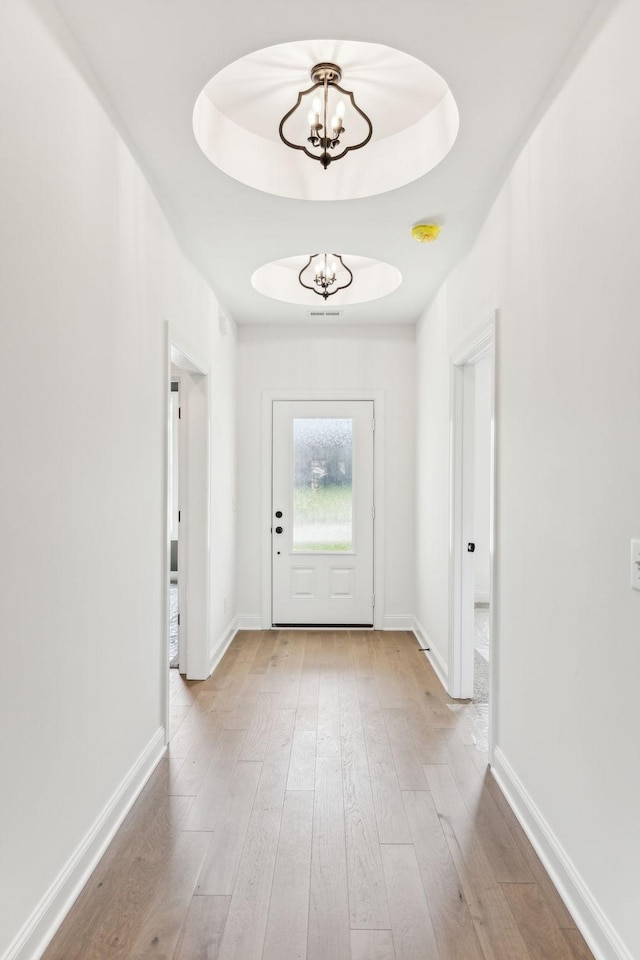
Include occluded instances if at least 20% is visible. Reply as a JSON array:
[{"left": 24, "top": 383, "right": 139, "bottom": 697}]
[{"left": 43, "top": 630, "right": 594, "bottom": 960}]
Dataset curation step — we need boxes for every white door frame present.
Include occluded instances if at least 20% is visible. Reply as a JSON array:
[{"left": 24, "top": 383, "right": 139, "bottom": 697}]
[
  {"left": 168, "top": 379, "right": 183, "bottom": 670},
  {"left": 163, "top": 324, "right": 211, "bottom": 740},
  {"left": 261, "top": 389, "right": 385, "bottom": 630},
  {"left": 449, "top": 312, "right": 497, "bottom": 754}
]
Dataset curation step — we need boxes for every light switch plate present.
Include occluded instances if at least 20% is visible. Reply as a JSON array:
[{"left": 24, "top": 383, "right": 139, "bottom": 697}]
[{"left": 631, "top": 539, "right": 640, "bottom": 591}]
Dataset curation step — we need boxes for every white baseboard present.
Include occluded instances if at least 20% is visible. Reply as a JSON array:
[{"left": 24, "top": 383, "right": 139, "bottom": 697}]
[
  {"left": 382, "top": 615, "right": 415, "bottom": 630},
  {"left": 413, "top": 619, "right": 449, "bottom": 692},
  {"left": 491, "top": 748, "right": 633, "bottom": 960},
  {"left": 209, "top": 617, "right": 240, "bottom": 675},
  {"left": 235, "top": 615, "right": 262, "bottom": 630},
  {"left": 236, "top": 615, "right": 417, "bottom": 632},
  {"left": 3, "top": 728, "right": 166, "bottom": 960}
]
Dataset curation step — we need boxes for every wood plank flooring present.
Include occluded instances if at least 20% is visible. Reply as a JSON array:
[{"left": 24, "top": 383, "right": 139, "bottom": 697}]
[{"left": 42, "top": 630, "right": 595, "bottom": 960}]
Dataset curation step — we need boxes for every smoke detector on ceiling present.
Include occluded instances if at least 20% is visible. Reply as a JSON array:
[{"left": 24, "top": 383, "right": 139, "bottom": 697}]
[{"left": 411, "top": 223, "right": 441, "bottom": 242}]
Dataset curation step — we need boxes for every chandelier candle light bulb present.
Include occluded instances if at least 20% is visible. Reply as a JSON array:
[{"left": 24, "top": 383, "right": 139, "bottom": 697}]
[{"left": 331, "top": 100, "right": 345, "bottom": 136}]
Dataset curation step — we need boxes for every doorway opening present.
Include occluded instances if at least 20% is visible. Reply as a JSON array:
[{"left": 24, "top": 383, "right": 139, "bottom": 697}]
[
  {"left": 164, "top": 323, "right": 211, "bottom": 732},
  {"left": 470, "top": 352, "right": 492, "bottom": 704},
  {"left": 168, "top": 378, "right": 180, "bottom": 669},
  {"left": 449, "top": 315, "right": 496, "bottom": 750},
  {"left": 271, "top": 399, "right": 375, "bottom": 627},
  {"left": 261, "top": 390, "right": 385, "bottom": 630}
]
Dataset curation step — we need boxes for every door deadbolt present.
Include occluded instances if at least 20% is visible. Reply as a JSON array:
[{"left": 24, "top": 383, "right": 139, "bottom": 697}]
[{"left": 275, "top": 510, "right": 283, "bottom": 518}]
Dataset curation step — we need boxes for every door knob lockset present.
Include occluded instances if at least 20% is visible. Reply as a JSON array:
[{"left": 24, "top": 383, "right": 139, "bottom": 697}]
[{"left": 275, "top": 526, "right": 284, "bottom": 534}]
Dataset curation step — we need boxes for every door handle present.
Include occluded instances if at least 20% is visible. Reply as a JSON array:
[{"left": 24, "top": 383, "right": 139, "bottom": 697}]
[
  {"left": 467, "top": 542, "right": 475, "bottom": 552},
  {"left": 275, "top": 526, "right": 284, "bottom": 534}
]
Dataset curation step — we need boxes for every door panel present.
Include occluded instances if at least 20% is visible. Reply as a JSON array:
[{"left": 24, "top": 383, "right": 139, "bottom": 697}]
[{"left": 272, "top": 400, "right": 374, "bottom": 625}]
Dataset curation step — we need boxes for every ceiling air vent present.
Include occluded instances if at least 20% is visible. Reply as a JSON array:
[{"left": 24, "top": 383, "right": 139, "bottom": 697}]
[{"left": 306, "top": 309, "right": 343, "bottom": 318}]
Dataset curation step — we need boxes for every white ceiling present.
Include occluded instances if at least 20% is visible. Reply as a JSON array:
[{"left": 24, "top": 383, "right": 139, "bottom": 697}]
[{"left": 51, "top": 0, "right": 610, "bottom": 326}]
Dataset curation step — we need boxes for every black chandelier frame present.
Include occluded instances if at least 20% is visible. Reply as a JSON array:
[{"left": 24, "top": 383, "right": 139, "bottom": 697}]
[
  {"left": 298, "top": 253, "right": 354, "bottom": 300},
  {"left": 279, "top": 63, "right": 373, "bottom": 170}
]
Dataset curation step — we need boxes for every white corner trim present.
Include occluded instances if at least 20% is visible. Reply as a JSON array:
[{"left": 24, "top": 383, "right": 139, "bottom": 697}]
[
  {"left": 3, "top": 728, "right": 166, "bottom": 960},
  {"left": 451, "top": 310, "right": 496, "bottom": 365},
  {"left": 209, "top": 617, "right": 240, "bottom": 675},
  {"left": 382, "top": 615, "right": 415, "bottom": 631},
  {"left": 413, "top": 619, "right": 449, "bottom": 692},
  {"left": 491, "top": 748, "right": 634, "bottom": 960}
]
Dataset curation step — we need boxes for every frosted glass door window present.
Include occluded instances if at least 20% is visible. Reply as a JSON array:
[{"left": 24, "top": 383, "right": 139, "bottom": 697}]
[{"left": 292, "top": 418, "right": 353, "bottom": 551}]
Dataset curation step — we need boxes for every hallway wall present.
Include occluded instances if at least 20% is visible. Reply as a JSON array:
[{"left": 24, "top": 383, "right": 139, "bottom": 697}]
[
  {"left": 0, "top": 2, "right": 236, "bottom": 957},
  {"left": 236, "top": 324, "right": 416, "bottom": 625},
  {"left": 415, "top": 1, "right": 640, "bottom": 957}
]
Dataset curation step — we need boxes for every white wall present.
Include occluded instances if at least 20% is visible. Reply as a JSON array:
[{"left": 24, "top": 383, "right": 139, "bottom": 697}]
[
  {"left": 415, "top": 2, "right": 640, "bottom": 958},
  {"left": 0, "top": 2, "right": 236, "bottom": 957},
  {"left": 473, "top": 354, "right": 492, "bottom": 602},
  {"left": 236, "top": 324, "right": 415, "bottom": 625}
]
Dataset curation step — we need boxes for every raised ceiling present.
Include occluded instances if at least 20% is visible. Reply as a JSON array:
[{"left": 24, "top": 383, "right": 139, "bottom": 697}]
[
  {"left": 50, "top": 0, "right": 611, "bottom": 325},
  {"left": 193, "top": 40, "right": 459, "bottom": 201},
  {"left": 251, "top": 255, "right": 402, "bottom": 307}
]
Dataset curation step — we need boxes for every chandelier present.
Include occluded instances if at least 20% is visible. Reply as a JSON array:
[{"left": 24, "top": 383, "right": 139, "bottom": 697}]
[
  {"left": 279, "top": 63, "right": 373, "bottom": 170},
  {"left": 298, "top": 254, "right": 353, "bottom": 299}
]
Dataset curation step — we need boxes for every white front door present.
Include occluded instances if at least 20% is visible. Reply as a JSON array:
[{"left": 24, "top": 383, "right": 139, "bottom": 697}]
[{"left": 272, "top": 400, "right": 375, "bottom": 626}]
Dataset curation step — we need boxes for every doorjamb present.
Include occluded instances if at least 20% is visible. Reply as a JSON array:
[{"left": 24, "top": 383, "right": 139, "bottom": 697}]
[
  {"left": 168, "top": 378, "right": 184, "bottom": 671},
  {"left": 261, "top": 389, "right": 385, "bottom": 630},
  {"left": 163, "top": 324, "right": 211, "bottom": 740},
  {"left": 449, "top": 312, "right": 497, "bottom": 758}
]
